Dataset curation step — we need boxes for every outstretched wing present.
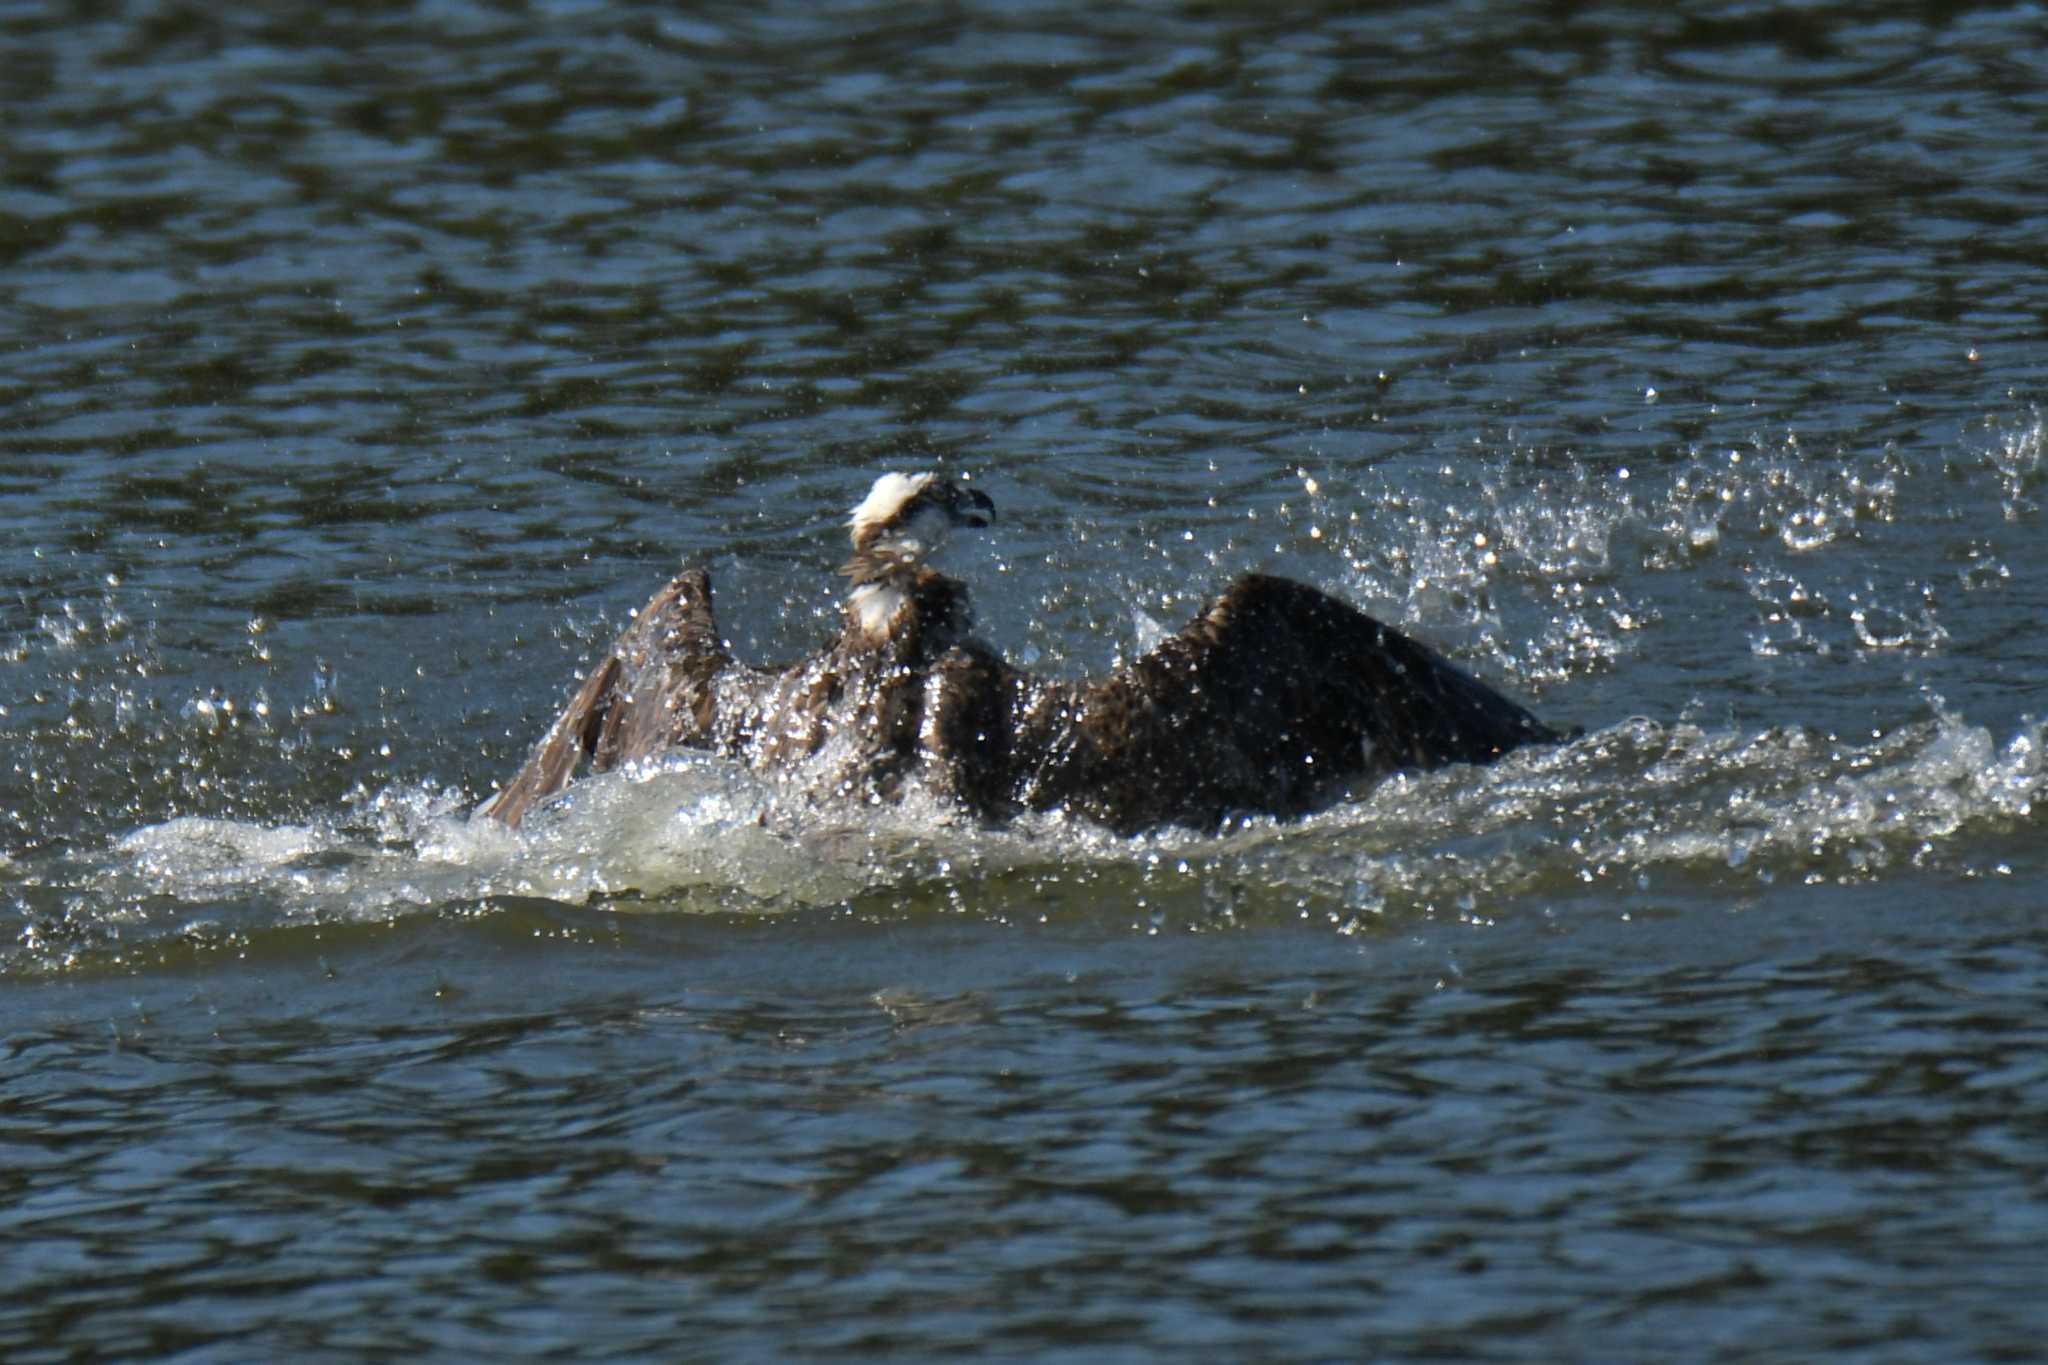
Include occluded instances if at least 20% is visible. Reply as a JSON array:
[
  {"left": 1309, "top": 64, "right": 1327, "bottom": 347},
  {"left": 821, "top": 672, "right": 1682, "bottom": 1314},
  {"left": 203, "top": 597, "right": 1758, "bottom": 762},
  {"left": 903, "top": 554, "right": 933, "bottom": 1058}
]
[
  {"left": 482, "top": 567, "right": 729, "bottom": 827},
  {"left": 1015, "top": 573, "right": 1564, "bottom": 833}
]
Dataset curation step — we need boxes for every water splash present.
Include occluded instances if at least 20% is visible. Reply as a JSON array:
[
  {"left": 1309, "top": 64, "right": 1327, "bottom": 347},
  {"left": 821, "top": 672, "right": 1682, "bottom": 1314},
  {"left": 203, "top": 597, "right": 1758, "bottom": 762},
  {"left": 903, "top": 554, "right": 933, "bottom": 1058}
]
[
  {"left": 1989, "top": 409, "right": 2042, "bottom": 520},
  {"left": 9, "top": 694, "right": 2041, "bottom": 978},
  {"left": 9, "top": 412, "right": 2044, "bottom": 974}
]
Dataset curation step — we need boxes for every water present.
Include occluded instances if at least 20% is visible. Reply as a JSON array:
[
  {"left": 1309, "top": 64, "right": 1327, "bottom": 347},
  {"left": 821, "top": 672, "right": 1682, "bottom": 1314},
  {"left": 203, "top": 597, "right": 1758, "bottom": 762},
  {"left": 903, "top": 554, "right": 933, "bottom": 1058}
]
[{"left": 5, "top": 1, "right": 2047, "bottom": 1357}]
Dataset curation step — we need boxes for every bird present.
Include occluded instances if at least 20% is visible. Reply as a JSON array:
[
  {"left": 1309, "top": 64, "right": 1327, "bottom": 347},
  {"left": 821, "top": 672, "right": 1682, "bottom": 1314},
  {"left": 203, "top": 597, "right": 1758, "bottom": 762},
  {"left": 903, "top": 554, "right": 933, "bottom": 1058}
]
[{"left": 481, "top": 472, "right": 1567, "bottom": 834}]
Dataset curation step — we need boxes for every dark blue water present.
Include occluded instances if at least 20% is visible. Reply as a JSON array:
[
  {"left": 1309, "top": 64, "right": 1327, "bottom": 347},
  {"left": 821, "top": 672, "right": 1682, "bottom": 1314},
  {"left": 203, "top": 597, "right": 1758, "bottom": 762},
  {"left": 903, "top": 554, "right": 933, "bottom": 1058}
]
[{"left": 5, "top": 2, "right": 2047, "bottom": 1358}]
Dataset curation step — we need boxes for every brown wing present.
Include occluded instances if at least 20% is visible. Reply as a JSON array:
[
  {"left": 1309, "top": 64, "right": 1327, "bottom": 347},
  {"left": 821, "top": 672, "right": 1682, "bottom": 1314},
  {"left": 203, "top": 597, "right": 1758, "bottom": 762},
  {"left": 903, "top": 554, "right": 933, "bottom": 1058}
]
[
  {"left": 482, "top": 567, "right": 729, "bottom": 827},
  {"left": 1014, "top": 573, "right": 1564, "bottom": 834},
  {"left": 917, "top": 642, "right": 1021, "bottom": 820}
]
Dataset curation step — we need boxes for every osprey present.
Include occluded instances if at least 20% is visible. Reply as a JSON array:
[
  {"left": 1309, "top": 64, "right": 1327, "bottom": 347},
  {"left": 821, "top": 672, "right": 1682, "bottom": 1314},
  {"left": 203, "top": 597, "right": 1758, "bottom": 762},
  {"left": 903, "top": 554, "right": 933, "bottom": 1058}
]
[{"left": 482, "top": 473, "right": 1566, "bottom": 834}]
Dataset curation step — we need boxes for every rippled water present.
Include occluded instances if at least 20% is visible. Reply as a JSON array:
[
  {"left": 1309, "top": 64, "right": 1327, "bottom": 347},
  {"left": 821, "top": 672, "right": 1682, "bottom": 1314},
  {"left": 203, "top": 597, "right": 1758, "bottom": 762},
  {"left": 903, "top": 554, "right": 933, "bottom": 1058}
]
[{"left": 5, "top": 1, "right": 2047, "bottom": 1358}]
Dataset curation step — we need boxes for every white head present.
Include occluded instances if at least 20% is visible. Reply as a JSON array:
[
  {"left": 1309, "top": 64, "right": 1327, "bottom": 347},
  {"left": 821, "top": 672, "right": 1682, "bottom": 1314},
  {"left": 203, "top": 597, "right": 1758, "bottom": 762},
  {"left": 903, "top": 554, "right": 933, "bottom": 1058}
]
[{"left": 846, "top": 472, "right": 994, "bottom": 562}]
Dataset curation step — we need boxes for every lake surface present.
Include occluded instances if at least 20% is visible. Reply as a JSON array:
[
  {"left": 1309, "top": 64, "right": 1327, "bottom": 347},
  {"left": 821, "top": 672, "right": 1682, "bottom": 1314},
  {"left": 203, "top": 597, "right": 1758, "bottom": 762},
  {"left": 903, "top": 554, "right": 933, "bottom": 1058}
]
[{"left": 5, "top": 1, "right": 2047, "bottom": 1358}]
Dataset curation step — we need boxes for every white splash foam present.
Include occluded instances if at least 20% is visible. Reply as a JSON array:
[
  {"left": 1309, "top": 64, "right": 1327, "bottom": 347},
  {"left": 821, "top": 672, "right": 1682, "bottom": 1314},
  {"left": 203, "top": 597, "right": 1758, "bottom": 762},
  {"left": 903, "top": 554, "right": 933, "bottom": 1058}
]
[{"left": 46, "top": 698, "right": 2048, "bottom": 954}]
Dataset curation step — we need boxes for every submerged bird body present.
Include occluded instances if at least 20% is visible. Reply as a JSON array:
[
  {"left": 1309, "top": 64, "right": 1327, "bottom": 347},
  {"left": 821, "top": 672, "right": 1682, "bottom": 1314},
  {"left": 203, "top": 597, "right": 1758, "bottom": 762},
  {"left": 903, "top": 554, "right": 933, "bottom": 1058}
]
[{"left": 482, "top": 474, "right": 1565, "bottom": 832}]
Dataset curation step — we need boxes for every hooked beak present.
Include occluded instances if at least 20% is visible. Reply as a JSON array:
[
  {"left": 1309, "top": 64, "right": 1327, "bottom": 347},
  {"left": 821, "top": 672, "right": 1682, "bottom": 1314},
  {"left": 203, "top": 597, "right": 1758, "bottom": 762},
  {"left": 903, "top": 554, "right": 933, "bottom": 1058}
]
[{"left": 949, "top": 484, "right": 996, "bottom": 529}]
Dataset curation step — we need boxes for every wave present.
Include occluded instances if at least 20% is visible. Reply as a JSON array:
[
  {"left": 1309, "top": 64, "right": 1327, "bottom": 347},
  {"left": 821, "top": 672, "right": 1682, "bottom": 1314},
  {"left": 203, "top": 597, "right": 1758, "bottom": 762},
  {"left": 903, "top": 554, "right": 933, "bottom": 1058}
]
[{"left": 6, "top": 703, "right": 2039, "bottom": 978}]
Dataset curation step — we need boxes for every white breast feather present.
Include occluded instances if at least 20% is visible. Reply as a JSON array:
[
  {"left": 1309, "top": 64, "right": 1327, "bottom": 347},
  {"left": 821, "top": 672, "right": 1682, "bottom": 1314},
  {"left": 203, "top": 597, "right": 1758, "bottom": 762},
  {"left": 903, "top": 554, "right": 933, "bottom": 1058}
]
[{"left": 848, "top": 581, "right": 906, "bottom": 639}]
